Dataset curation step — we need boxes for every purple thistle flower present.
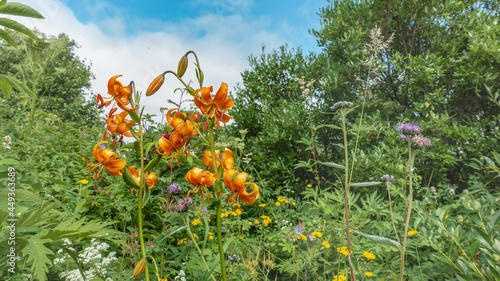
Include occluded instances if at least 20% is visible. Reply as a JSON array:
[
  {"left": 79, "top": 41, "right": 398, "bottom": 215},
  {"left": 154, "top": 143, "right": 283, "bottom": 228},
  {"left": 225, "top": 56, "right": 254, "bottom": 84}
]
[
  {"left": 400, "top": 134, "right": 407, "bottom": 142},
  {"left": 294, "top": 225, "right": 303, "bottom": 235},
  {"left": 168, "top": 183, "right": 183, "bottom": 195},
  {"left": 99, "top": 144, "right": 107, "bottom": 149},
  {"left": 398, "top": 123, "right": 421, "bottom": 135},
  {"left": 162, "top": 132, "right": 170, "bottom": 139}
]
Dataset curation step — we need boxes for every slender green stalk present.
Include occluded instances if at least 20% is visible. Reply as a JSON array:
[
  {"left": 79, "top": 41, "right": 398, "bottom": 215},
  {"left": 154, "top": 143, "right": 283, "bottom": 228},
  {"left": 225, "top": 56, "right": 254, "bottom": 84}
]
[
  {"left": 386, "top": 182, "right": 400, "bottom": 243},
  {"left": 183, "top": 216, "right": 217, "bottom": 281},
  {"left": 341, "top": 111, "right": 355, "bottom": 281},
  {"left": 399, "top": 144, "right": 415, "bottom": 281},
  {"left": 137, "top": 119, "right": 150, "bottom": 281},
  {"left": 208, "top": 125, "right": 227, "bottom": 281}
]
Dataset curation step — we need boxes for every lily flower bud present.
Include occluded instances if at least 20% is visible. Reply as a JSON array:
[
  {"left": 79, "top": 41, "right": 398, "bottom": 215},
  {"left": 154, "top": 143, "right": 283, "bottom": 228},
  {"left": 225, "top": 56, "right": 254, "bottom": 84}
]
[
  {"left": 132, "top": 258, "right": 147, "bottom": 278},
  {"left": 177, "top": 55, "right": 188, "bottom": 78},
  {"left": 146, "top": 74, "right": 165, "bottom": 96}
]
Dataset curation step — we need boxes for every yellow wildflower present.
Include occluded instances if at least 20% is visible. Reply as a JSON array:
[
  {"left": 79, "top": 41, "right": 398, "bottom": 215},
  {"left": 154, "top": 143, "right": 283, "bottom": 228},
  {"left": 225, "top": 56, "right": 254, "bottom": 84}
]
[
  {"left": 78, "top": 179, "right": 89, "bottom": 185},
  {"left": 208, "top": 232, "right": 213, "bottom": 240},
  {"left": 177, "top": 238, "right": 188, "bottom": 245},
  {"left": 307, "top": 184, "right": 312, "bottom": 188},
  {"left": 338, "top": 246, "right": 351, "bottom": 256},
  {"left": 322, "top": 241, "right": 331, "bottom": 248},
  {"left": 333, "top": 275, "right": 347, "bottom": 281},
  {"left": 291, "top": 201, "right": 296, "bottom": 205},
  {"left": 363, "top": 251, "right": 376, "bottom": 260},
  {"left": 408, "top": 230, "right": 418, "bottom": 236},
  {"left": 312, "top": 231, "right": 323, "bottom": 238},
  {"left": 191, "top": 219, "right": 202, "bottom": 226},
  {"left": 365, "top": 272, "right": 373, "bottom": 278},
  {"left": 297, "top": 234, "right": 307, "bottom": 240},
  {"left": 259, "top": 203, "right": 266, "bottom": 207},
  {"left": 275, "top": 202, "right": 280, "bottom": 206},
  {"left": 248, "top": 222, "right": 252, "bottom": 226},
  {"left": 254, "top": 220, "right": 260, "bottom": 224}
]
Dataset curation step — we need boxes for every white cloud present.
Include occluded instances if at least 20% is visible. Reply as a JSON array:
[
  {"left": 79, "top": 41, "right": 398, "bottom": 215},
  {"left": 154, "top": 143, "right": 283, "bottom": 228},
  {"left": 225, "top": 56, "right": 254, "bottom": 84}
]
[{"left": 16, "top": 0, "right": 290, "bottom": 124}]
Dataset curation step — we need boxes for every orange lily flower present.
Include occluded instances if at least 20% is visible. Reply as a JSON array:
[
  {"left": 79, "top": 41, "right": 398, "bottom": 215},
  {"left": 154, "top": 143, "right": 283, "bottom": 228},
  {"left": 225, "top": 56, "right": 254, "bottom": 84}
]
[
  {"left": 96, "top": 75, "right": 138, "bottom": 112},
  {"left": 106, "top": 110, "right": 136, "bottom": 138},
  {"left": 166, "top": 108, "right": 200, "bottom": 137},
  {"left": 186, "top": 167, "right": 216, "bottom": 201},
  {"left": 224, "top": 169, "right": 260, "bottom": 205},
  {"left": 157, "top": 133, "right": 186, "bottom": 157},
  {"left": 202, "top": 149, "right": 234, "bottom": 171},
  {"left": 194, "top": 82, "right": 234, "bottom": 128},
  {"left": 86, "top": 141, "right": 127, "bottom": 179},
  {"left": 128, "top": 166, "right": 158, "bottom": 189}
]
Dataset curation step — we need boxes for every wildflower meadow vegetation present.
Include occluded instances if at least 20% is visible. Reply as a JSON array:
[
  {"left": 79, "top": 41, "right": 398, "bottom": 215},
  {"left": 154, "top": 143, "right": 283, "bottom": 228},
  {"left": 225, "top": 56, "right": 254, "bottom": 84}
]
[{"left": 0, "top": 0, "right": 499, "bottom": 280}]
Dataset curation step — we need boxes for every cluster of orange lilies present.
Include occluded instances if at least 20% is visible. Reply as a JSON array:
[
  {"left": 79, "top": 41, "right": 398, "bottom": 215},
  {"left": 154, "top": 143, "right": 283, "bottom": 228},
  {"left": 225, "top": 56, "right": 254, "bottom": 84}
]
[{"left": 87, "top": 75, "right": 259, "bottom": 205}]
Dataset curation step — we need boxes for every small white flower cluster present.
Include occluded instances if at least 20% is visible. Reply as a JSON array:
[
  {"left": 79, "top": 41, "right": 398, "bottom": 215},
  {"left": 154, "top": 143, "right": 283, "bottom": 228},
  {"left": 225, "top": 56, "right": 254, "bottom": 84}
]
[
  {"left": 174, "top": 269, "right": 187, "bottom": 281},
  {"left": 55, "top": 239, "right": 117, "bottom": 281},
  {"left": 280, "top": 220, "right": 293, "bottom": 230},
  {"left": 3, "top": 136, "right": 11, "bottom": 149}
]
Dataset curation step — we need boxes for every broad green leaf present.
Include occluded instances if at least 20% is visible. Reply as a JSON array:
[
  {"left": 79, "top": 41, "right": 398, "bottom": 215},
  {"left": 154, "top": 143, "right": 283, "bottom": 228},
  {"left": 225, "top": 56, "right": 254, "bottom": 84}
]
[
  {"left": 144, "top": 153, "right": 162, "bottom": 172},
  {"left": 0, "top": 18, "right": 36, "bottom": 38},
  {"left": 318, "top": 161, "right": 344, "bottom": 169},
  {"left": 349, "top": 182, "right": 382, "bottom": 187},
  {"left": 159, "top": 226, "right": 188, "bottom": 243},
  {"left": 493, "top": 152, "right": 500, "bottom": 165},
  {"left": 316, "top": 124, "right": 342, "bottom": 130},
  {"left": 129, "top": 110, "right": 140, "bottom": 123},
  {"left": 0, "top": 27, "right": 15, "bottom": 46},
  {"left": 333, "top": 227, "right": 402, "bottom": 250},
  {"left": 0, "top": 74, "right": 36, "bottom": 97},
  {"left": 0, "top": 3, "right": 44, "bottom": 18},
  {"left": 122, "top": 167, "right": 140, "bottom": 189},
  {"left": 60, "top": 246, "right": 87, "bottom": 280},
  {"left": 22, "top": 235, "right": 53, "bottom": 281}
]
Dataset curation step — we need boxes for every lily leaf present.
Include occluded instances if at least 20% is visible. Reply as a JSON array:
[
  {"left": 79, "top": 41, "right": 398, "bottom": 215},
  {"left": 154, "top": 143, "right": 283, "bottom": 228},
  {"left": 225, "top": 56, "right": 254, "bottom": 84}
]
[
  {"left": 159, "top": 226, "right": 188, "bottom": 243},
  {"left": 144, "top": 154, "right": 162, "bottom": 172},
  {"left": 122, "top": 167, "right": 140, "bottom": 189},
  {"left": 349, "top": 182, "right": 382, "bottom": 187},
  {"left": 318, "top": 161, "right": 344, "bottom": 170},
  {"left": 333, "top": 227, "right": 402, "bottom": 250}
]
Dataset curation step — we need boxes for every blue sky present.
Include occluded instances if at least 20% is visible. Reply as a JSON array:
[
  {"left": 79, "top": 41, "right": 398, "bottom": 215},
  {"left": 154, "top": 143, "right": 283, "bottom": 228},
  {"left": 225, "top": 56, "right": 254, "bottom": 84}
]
[
  {"left": 19, "top": 0, "right": 326, "bottom": 122},
  {"left": 58, "top": 0, "right": 324, "bottom": 53}
]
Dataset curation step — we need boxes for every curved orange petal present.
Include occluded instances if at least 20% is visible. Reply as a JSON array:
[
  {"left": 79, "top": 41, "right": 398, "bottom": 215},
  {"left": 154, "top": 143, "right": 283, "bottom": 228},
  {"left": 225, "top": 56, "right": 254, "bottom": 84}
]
[
  {"left": 200, "top": 86, "right": 214, "bottom": 104},
  {"left": 212, "top": 83, "right": 228, "bottom": 105},
  {"left": 146, "top": 172, "right": 158, "bottom": 189},
  {"left": 105, "top": 159, "right": 127, "bottom": 173}
]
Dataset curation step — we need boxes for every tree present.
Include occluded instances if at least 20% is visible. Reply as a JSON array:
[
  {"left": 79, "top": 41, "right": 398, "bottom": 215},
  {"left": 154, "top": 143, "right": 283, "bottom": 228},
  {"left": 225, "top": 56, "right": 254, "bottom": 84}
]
[
  {"left": 0, "top": 30, "right": 99, "bottom": 126},
  {"left": 229, "top": 45, "right": 324, "bottom": 194},
  {"left": 311, "top": 0, "right": 500, "bottom": 187}
]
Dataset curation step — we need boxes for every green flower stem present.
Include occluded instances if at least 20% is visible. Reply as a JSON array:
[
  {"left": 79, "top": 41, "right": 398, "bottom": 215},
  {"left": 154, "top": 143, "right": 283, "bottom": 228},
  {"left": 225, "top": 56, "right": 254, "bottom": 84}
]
[
  {"left": 208, "top": 125, "right": 227, "bottom": 281},
  {"left": 183, "top": 216, "right": 217, "bottom": 281},
  {"left": 439, "top": 222, "right": 485, "bottom": 278},
  {"left": 399, "top": 144, "right": 415, "bottom": 281},
  {"left": 138, "top": 118, "right": 150, "bottom": 281},
  {"left": 417, "top": 233, "right": 463, "bottom": 274},
  {"left": 386, "top": 182, "right": 400, "bottom": 243},
  {"left": 341, "top": 111, "right": 355, "bottom": 281}
]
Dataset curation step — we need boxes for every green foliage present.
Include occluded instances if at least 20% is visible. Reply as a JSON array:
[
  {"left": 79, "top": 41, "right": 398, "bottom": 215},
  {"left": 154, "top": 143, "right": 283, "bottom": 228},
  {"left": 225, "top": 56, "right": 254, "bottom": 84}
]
[{"left": 0, "top": 1, "right": 44, "bottom": 47}]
